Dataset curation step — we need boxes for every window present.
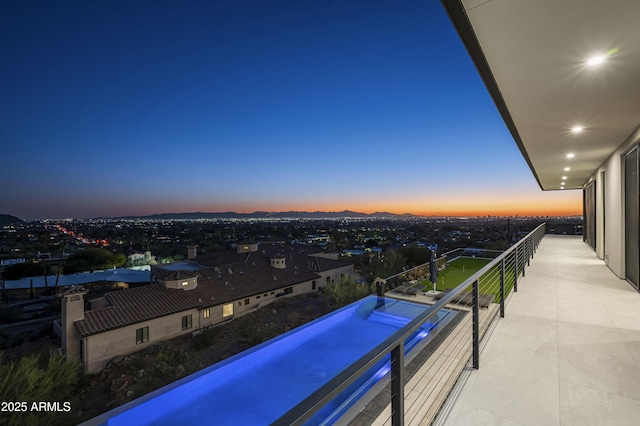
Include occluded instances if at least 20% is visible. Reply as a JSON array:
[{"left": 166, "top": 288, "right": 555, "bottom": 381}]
[
  {"left": 244, "top": 298, "right": 250, "bottom": 305},
  {"left": 326, "top": 277, "right": 331, "bottom": 284},
  {"left": 182, "top": 314, "right": 192, "bottom": 330},
  {"left": 136, "top": 327, "right": 149, "bottom": 345},
  {"left": 182, "top": 281, "right": 189, "bottom": 286},
  {"left": 203, "top": 309, "right": 210, "bottom": 319},
  {"left": 223, "top": 303, "right": 233, "bottom": 317},
  {"left": 284, "top": 287, "right": 293, "bottom": 295},
  {"left": 312, "top": 280, "right": 316, "bottom": 290}
]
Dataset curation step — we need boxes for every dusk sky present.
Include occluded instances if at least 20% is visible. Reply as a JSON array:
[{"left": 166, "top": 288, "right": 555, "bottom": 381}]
[{"left": 2, "top": 0, "right": 581, "bottom": 220}]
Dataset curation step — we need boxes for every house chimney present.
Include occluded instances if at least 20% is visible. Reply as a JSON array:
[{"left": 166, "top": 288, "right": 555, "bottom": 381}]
[
  {"left": 187, "top": 245, "right": 198, "bottom": 260},
  {"left": 61, "top": 287, "right": 88, "bottom": 361}
]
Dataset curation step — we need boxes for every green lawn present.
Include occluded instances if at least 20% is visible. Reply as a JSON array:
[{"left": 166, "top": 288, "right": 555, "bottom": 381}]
[
  {"left": 421, "top": 257, "right": 490, "bottom": 291},
  {"left": 419, "top": 256, "right": 518, "bottom": 301}
]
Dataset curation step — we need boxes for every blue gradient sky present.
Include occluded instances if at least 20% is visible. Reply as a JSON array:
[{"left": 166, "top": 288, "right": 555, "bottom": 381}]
[{"left": 1, "top": 0, "right": 580, "bottom": 219}]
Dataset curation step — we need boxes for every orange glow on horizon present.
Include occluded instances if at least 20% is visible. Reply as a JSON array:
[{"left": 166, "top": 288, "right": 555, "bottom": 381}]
[
  {"left": 171, "top": 197, "right": 582, "bottom": 218},
  {"left": 289, "top": 192, "right": 583, "bottom": 217},
  {"left": 380, "top": 199, "right": 582, "bottom": 217},
  {"left": 122, "top": 188, "right": 583, "bottom": 219}
]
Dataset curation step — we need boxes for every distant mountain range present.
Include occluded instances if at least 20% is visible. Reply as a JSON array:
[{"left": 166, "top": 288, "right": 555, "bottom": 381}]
[
  {"left": 0, "top": 214, "right": 24, "bottom": 225},
  {"left": 112, "top": 210, "right": 416, "bottom": 220}
]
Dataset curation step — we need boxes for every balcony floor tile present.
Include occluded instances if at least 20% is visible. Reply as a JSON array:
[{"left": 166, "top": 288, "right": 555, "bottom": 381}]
[{"left": 444, "top": 235, "right": 640, "bottom": 426}]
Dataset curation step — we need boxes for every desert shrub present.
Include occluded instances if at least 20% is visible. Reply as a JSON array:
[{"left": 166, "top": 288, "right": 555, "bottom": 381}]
[
  {"left": 0, "top": 349, "right": 80, "bottom": 426},
  {"left": 152, "top": 342, "right": 187, "bottom": 377},
  {"left": 271, "top": 298, "right": 291, "bottom": 309},
  {"left": 324, "top": 277, "right": 372, "bottom": 307},
  {"left": 192, "top": 327, "right": 220, "bottom": 351},
  {"left": 237, "top": 316, "right": 276, "bottom": 346}
]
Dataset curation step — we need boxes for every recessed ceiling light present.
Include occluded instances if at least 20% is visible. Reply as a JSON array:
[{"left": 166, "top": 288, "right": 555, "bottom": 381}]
[
  {"left": 561, "top": 181, "right": 565, "bottom": 185},
  {"left": 567, "top": 153, "right": 575, "bottom": 159},
  {"left": 560, "top": 187, "right": 565, "bottom": 190},
  {"left": 586, "top": 49, "right": 619, "bottom": 67},
  {"left": 564, "top": 167, "right": 570, "bottom": 171},
  {"left": 562, "top": 176, "right": 567, "bottom": 180},
  {"left": 571, "top": 126, "right": 584, "bottom": 133},
  {"left": 587, "top": 55, "right": 605, "bottom": 66}
]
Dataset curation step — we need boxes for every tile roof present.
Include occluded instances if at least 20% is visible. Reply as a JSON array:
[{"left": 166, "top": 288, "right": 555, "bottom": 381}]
[
  {"left": 158, "top": 269, "right": 199, "bottom": 281},
  {"left": 75, "top": 244, "right": 352, "bottom": 337}
]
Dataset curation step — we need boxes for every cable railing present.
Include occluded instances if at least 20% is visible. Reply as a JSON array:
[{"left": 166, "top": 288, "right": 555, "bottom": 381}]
[
  {"left": 384, "top": 247, "right": 506, "bottom": 291},
  {"left": 273, "top": 222, "right": 546, "bottom": 426}
]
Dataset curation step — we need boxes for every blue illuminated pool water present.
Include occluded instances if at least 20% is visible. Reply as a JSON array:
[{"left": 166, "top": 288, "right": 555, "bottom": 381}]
[{"left": 90, "top": 296, "right": 454, "bottom": 425}]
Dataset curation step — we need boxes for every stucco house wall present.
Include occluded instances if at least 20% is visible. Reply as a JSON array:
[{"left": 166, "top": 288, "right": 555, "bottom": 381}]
[
  {"left": 83, "top": 308, "right": 199, "bottom": 374},
  {"left": 81, "top": 277, "right": 343, "bottom": 373},
  {"left": 69, "top": 245, "right": 355, "bottom": 374}
]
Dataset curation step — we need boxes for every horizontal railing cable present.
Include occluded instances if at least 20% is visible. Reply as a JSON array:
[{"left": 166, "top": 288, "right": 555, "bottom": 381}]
[{"left": 273, "top": 223, "right": 546, "bottom": 426}]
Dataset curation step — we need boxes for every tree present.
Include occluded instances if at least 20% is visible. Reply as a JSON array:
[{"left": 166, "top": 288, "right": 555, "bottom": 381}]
[
  {"left": 364, "top": 238, "right": 379, "bottom": 248},
  {"left": 112, "top": 253, "right": 127, "bottom": 267},
  {"left": 2, "top": 262, "right": 43, "bottom": 280},
  {"left": 63, "top": 249, "right": 126, "bottom": 274},
  {"left": 397, "top": 246, "right": 430, "bottom": 267},
  {"left": 330, "top": 231, "right": 347, "bottom": 252},
  {"left": 371, "top": 249, "right": 408, "bottom": 280},
  {"left": 324, "top": 276, "right": 372, "bottom": 306}
]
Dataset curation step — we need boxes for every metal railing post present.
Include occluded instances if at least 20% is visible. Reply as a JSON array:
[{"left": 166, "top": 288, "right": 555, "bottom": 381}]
[
  {"left": 500, "top": 258, "right": 505, "bottom": 318},
  {"left": 522, "top": 240, "right": 526, "bottom": 277},
  {"left": 391, "top": 342, "right": 405, "bottom": 426},
  {"left": 531, "top": 234, "right": 535, "bottom": 258},
  {"left": 513, "top": 245, "right": 518, "bottom": 292},
  {"left": 472, "top": 279, "right": 480, "bottom": 370}
]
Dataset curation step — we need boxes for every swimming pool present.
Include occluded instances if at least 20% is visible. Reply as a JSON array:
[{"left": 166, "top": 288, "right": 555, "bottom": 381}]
[{"left": 87, "top": 296, "right": 454, "bottom": 425}]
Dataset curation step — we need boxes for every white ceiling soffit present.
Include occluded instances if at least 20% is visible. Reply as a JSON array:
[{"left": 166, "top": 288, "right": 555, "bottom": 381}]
[{"left": 442, "top": 0, "right": 640, "bottom": 190}]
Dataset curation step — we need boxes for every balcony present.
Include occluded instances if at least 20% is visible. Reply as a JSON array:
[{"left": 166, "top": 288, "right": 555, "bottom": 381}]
[
  {"left": 365, "top": 234, "right": 640, "bottom": 425},
  {"left": 442, "top": 234, "right": 640, "bottom": 425},
  {"left": 277, "top": 229, "right": 640, "bottom": 425},
  {"left": 277, "top": 227, "right": 542, "bottom": 425}
]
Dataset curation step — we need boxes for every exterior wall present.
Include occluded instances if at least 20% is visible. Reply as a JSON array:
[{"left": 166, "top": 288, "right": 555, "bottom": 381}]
[
  {"left": 62, "top": 291, "right": 87, "bottom": 361},
  {"left": 80, "top": 262, "right": 355, "bottom": 373},
  {"left": 220, "top": 280, "right": 317, "bottom": 318},
  {"left": 316, "top": 265, "right": 354, "bottom": 288},
  {"left": 237, "top": 243, "right": 258, "bottom": 253},
  {"left": 82, "top": 277, "right": 324, "bottom": 373},
  {"left": 128, "top": 251, "right": 155, "bottom": 266},
  {"left": 198, "top": 302, "right": 235, "bottom": 329},
  {"left": 164, "top": 275, "right": 197, "bottom": 290},
  {"left": 270, "top": 256, "right": 286, "bottom": 269},
  {"left": 198, "top": 272, "right": 349, "bottom": 328},
  {"left": 587, "top": 123, "right": 640, "bottom": 278},
  {"left": 595, "top": 172, "right": 605, "bottom": 260},
  {"left": 187, "top": 245, "right": 198, "bottom": 259},
  {"left": 83, "top": 308, "right": 199, "bottom": 374}
]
